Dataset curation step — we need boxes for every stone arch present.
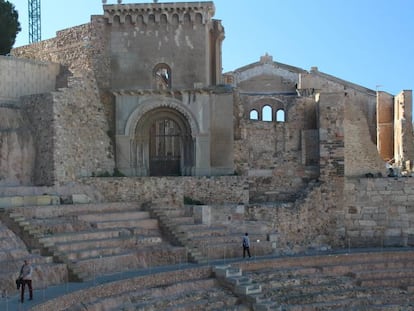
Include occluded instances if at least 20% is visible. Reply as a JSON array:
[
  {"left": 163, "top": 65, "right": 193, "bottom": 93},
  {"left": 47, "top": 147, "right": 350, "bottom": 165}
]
[
  {"left": 195, "top": 13, "right": 203, "bottom": 24},
  {"left": 276, "top": 109, "right": 286, "bottom": 122},
  {"left": 262, "top": 105, "right": 272, "bottom": 122},
  {"left": 247, "top": 97, "right": 287, "bottom": 121},
  {"left": 124, "top": 98, "right": 198, "bottom": 176},
  {"left": 250, "top": 109, "right": 259, "bottom": 120},
  {"left": 125, "top": 97, "right": 199, "bottom": 139}
]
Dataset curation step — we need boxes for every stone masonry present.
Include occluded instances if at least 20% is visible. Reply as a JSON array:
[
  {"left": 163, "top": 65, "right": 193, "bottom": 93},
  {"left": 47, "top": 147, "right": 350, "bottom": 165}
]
[{"left": 1, "top": 0, "right": 413, "bottom": 254}]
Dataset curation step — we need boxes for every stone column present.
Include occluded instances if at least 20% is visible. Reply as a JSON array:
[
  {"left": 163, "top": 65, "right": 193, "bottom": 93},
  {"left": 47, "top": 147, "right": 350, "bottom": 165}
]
[{"left": 194, "top": 134, "right": 211, "bottom": 176}]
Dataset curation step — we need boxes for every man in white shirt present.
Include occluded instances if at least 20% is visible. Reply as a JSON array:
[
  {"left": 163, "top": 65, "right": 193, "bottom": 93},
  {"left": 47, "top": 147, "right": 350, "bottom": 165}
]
[{"left": 19, "top": 259, "right": 33, "bottom": 303}]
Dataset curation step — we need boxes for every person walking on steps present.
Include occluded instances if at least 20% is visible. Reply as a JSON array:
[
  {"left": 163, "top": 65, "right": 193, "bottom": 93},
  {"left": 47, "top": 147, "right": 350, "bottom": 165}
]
[
  {"left": 242, "top": 232, "right": 251, "bottom": 258},
  {"left": 19, "top": 259, "right": 33, "bottom": 303}
]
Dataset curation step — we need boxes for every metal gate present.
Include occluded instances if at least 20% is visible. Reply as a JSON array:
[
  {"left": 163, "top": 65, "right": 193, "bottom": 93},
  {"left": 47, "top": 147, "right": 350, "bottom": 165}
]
[{"left": 149, "top": 118, "right": 181, "bottom": 176}]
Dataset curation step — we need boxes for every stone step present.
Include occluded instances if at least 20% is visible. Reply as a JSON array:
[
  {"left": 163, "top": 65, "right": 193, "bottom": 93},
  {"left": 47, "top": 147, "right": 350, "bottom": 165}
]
[
  {"left": 116, "top": 279, "right": 237, "bottom": 311},
  {"left": 321, "top": 259, "right": 414, "bottom": 276},
  {"left": 227, "top": 275, "right": 253, "bottom": 286},
  {"left": 359, "top": 276, "right": 414, "bottom": 288},
  {"left": 191, "top": 233, "right": 267, "bottom": 244},
  {"left": 214, "top": 265, "right": 242, "bottom": 278},
  {"left": 0, "top": 195, "right": 60, "bottom": 208},
  {"left": 277, "top": 283, "right": 414, "bottom": 308},
  {"left": 175, "top": 225, "right": 228, "bottom": 238},
  {"left": 245, "top": 250, "right": 414, "bottom": 273},
  {"left": 354, "top": 267, "right": 414, "bottom": 281},
  {"left": 151, "top": 209, "right": 185, "bottom": 218},
  {"left": 160, "top": 216, "right": 194, "bottom": 225},
  {"left": 13, "top": 201, "right": 142, "bottom": 218},
  {"left": 284, "top": 290, "right": 414, "bottom": 311},
  {"left": 93, "top": 218, "right": 159, "bottom": 230},
  {"left": 53, "top": 236, "right": 136, "bottom": 252},
  {"left": 235, "top": 282, "right": 262, "bottom": 295},
  {"left": 78, "top": 211, "right": 151, "bottom": 222},
  {"left": 0, "top": 235, "right": 27, "bottom": 248},
  {"left": 192, "top": 241, "right": 273, "bottom": 260},
  {"left": 62, "top": 246, "right": 126, "bottom": 261},
  {"left": 39, "top": 229, "right": 125, "bottom": 245},
  {"left": 71, "top": 246, "right": 182, "bottom": 280}
]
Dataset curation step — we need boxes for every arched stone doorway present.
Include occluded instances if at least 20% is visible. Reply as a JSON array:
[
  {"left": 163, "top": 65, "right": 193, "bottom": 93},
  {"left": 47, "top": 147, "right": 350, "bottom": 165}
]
[{"left": 133, "top": 107, "right": 194, "bottom": 176}]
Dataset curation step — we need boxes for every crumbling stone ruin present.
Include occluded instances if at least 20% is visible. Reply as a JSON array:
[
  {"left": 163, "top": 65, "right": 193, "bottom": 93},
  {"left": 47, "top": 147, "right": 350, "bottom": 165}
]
[{"left": 1, "top": 1, "right": 414, "bottom": 309}]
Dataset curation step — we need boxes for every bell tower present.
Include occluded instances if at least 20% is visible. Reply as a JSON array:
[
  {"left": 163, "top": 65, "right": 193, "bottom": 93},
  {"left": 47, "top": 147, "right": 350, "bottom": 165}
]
[{"left": 103, "top": 1, "right": 224, "bottom": 90}]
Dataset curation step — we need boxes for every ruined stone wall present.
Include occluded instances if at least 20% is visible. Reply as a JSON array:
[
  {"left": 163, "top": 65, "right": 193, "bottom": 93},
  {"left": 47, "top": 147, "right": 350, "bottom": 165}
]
[
  {"left": 12, "top": 24, "right": 94, "bottom": 74},
  {"left": 344, "top": 177, "right": 414, "bottom": 248},
  {"left": 318, "top": 92, "right": 345, "bottom": 180},
  {"left": 21, "top": 94, "right": 55, "bottom": 185},
  {"left": 80, "top": 176, "right": 248, "bottom": 205},
  {"left": 52, "top": 73, "right": 114, "bottom": 183},
  {"left": 342, "top": 91, "right": 386, "bottom": 177},
  {"left": 0, "top": 56, "right": 60, "bottom": 103},
  {"left": 244, "top": 179, "right": 343, "bottom": 253},
  {"left": 234, "top": 95, "right": 318, "bottom": 203},
  {"left": 11, "top": 21, "right": 115, "bottom": 185},
  {"left": 0, "top": 105, "right": 36, "bottom": 186}
]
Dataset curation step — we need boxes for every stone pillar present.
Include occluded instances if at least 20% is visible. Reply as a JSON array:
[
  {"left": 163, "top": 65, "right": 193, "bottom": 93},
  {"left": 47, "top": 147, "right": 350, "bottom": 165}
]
[
  {"left": 317, "top": 92, "right": 345, "bottom": 181},
  {"left": 376, "top": 91, "right": 394, "bottom": 161},
  {"left": 394, "top": 90, "right": 414, "bottom": 170},
  {"left": 194, "top": 134, "right": 211, "bottom": 176}
]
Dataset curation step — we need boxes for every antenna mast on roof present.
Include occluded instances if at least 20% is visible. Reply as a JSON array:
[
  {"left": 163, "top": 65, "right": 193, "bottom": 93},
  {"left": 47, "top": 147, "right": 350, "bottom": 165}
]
[{"left": 28, "top": 0, "right": 41, "bottom": 43}]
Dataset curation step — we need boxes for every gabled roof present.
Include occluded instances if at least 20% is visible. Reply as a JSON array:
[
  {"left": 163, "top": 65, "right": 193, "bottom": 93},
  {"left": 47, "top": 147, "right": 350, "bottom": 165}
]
[{"left": 226, "top": 54, "right": 307, "bottom": 75}]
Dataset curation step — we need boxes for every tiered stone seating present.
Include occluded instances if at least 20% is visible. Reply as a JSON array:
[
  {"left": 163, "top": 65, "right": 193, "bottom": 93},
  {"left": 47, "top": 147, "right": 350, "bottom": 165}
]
[
  {"left": 77, "top": 277, "right": 242, "bottom": 311},
  {"left": 4, "top": 201, "right": 186, "bottom": 282},
  {"left": 236, "top": 250, "right": 414, "bottom": 310},
  {"left": 17, "top": 249, "right": 414, "bottom": 311},
  {"left": 0, "top": 221, "right": 67, "bottom": 295},
  {"left": 148, "top": 204, "right": 274, "bottom": 263}
]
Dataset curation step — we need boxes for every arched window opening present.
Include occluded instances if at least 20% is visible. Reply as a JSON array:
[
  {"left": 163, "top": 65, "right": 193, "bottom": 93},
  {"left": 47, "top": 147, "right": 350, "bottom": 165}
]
[
  {"left": 153, "top": 63, "right": 171, "bottom": 89},
  {"left": 171, "top": 14, "right": 179, "bottom": 26},
  {"left": 184, "top": 13, "right": 191, "bottom": 25},
  {"left": 195, "top": 13, "right": 203, "bottom": 24},
  {"left": 160, "top": 14, "right": 168, "bottom": 25},
  {"left": 250, "top": 110, "right": 259, "bottom": 120},
  {"left": 262, "top": 105, "right": 272, "bottom": 122},
  {"left": 276, "top": 109, "right": 285, "bottom": 122}
]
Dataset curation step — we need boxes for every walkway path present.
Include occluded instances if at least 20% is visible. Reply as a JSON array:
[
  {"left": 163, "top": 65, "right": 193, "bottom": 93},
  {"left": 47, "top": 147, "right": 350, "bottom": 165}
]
[{"left": 1, "top": 248, "right": 412, "bottom": 311}]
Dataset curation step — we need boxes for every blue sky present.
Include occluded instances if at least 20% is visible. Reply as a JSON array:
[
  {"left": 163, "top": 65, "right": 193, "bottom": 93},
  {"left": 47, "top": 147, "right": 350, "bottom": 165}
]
[{"left": 10, "top": 0, "right": 414, "bottom": 95}]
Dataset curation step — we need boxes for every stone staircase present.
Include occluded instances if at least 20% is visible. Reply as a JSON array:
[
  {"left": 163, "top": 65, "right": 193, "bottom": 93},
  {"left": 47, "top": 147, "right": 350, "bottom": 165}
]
[
  {"left": 235, "top": 249, "right": 414, "bottom": 310},
  {"left": 147, "top": 202, "right": 274, "bottom": 264},
  {"left": 0, "top": 193, "right": 186, "bottom": 282}
]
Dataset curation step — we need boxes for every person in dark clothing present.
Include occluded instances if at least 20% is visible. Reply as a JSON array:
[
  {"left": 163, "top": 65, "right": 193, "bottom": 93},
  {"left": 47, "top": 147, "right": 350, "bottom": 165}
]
[
  {"left": 19, "top": 259, "right": 33, "bottom": 303},
  {"left": 242, "top": 232, "right": 251, "bottom": 258}
]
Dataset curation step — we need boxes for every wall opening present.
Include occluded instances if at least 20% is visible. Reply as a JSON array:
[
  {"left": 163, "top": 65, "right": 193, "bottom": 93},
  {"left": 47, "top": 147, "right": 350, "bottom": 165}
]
[
  {"left": 276, "top": 109, "right": 285, "bottom": 122},
  {"left": 153, "top": 63, "right": 171, "bottom": 89},
  {"left": 250, "top": 109, "right": 259, "bottom": 120},
  {"left": 262, "top": 105, "right": 272, "bottom": 122}
]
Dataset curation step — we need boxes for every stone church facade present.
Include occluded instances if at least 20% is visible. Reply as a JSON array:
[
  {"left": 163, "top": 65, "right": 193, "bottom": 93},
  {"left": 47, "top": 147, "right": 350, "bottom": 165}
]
[{"left": 1, "top": 1, "right": 414, "bottom": 250}]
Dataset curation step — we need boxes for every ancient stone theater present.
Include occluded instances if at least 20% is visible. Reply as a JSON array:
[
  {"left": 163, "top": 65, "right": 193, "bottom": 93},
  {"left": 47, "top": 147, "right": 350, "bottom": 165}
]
[{"left": 1, "top": 1, "right": 414, "bottom": 309}]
